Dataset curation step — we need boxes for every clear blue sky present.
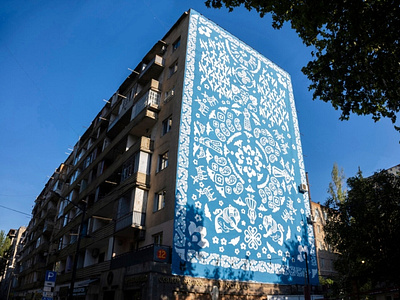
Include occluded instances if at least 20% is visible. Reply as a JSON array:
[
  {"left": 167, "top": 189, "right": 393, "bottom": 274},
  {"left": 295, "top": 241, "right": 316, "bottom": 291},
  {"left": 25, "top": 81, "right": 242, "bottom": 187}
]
[{"left": 1, "top": 0, "right": 399, "bottom": 232}]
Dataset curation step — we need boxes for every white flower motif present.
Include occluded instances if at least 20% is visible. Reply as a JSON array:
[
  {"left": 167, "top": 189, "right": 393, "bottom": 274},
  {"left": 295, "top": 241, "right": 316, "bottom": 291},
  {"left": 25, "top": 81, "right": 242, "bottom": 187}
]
[
  {"left": 235, "top": 148, "right": 244, "bottom": 165},
  {"left": 219, "top": 200, "right": 224, "bottom": 206},
  {"left": 244, "top": 226, "right": 262, "bottom": 250},
  {"left": 220, "top": 238, "right": 227, "bottom": 245},
  {"left": 212, "top": 236, "right": 219, "bottom": 244},
  {"left": 195, "top": 201, "right": 202, "bottom": 209},
  {"left": 267, "top": 254, "right": 271, "bottom": 259},
  {"left": 257, "top": 252, "right": 261, "bottom": 258},
  {"left": 219, "top": 246, "right": 225, "bottom": 253},
  {"left": 297, "top": 226, "right": 301, "bottom": 232},
  {"left": 235, "top": 248, "right": 240, "bottom": 255},
  {"left": 262, "top": 247, "right": 267, "bottom": 254},
  {"left": 192, "top": 194, "right": 197, "bottom": 200},
  {"left": 278, "top": 250, "right": 283, "bottom": 256},
  {"left": 195, "top": 214, "right": 202, "bottom": 222},
  {"left": 246, "top": 157, "right": 253, "bottom": 165},
  {"left": 240, "top": 242, "right": 247, "bottom": 250},
  {"left": 297, "top": 235, "right": 302, "bottom": 243},
  {"left": 246, "top": 251, "right": 251, "bottom": 257}
]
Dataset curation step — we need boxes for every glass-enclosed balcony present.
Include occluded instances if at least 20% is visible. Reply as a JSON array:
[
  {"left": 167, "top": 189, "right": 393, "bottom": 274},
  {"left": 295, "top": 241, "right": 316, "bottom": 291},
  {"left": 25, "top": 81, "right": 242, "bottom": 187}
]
[
  {"left": 131, "top": 89, "right": 160, "bottom": 120},
  {"left": 138, "top": 54, "right": 164, "bottom": 83},
  {"left": 115, "top": 211, "right": 145, "bottom": 232}
]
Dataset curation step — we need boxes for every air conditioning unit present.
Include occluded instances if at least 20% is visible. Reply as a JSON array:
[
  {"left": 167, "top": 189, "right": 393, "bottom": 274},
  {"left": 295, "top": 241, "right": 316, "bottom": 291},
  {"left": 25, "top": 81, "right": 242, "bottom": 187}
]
[{"left": 299, "top": 183, "right": 308, "bottom": 193}]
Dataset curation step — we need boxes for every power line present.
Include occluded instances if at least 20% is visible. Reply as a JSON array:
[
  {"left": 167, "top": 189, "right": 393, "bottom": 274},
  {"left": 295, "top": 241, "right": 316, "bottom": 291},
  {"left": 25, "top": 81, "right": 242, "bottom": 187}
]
[{"left": 0, "top": 205, "right": 31, "bottom": 217}]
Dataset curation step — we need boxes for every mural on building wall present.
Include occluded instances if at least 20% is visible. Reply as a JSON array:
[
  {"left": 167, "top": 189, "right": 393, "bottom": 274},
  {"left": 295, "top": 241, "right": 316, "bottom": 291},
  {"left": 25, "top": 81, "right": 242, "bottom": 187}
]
[{"left": 173, "top": 9, "right": 319, "bottom": 285}]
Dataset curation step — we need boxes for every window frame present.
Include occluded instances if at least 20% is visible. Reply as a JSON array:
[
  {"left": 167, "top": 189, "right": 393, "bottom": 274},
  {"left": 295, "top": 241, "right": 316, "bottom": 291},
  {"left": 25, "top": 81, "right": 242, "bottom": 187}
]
[
  {"left": 168, "top": 60, "right": 178, "bottom": 78},
  {"left": 153, "top": 190, "right": 166, "bottom": 212},
  {"left": 172, "top": 37, "right": 181, "bottom": 52},
  {"left": 162, "top": 116, "right": 172, "bottom": 136},
  {"left": 157, "top": 151, "right": 169, "bottom": 172}
]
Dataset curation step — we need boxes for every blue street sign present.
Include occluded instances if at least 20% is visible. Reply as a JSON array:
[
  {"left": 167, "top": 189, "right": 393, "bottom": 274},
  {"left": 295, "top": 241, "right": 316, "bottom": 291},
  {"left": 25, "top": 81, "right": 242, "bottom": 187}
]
[{"left": 45, "top": 270, "right": 57, "bottom": 282}]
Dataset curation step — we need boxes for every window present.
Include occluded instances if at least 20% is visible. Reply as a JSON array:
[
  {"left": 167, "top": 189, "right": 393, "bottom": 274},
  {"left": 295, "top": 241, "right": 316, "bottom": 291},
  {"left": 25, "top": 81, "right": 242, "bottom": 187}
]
[
  {"left": 172, "top": 37, "right": 181, "bottom": 52},
  {"left": 169, "top": 60, "right": 178, "bottom": 77},
  {"left": 121, "top": 155, "right": 137, "bottom": 182},
  {"left": 162, "top": 116, "right": 172, "bottom": 136},
  {"left": 153, "top": 232, "right": 163, "bottom": 245},
  {"left": 154, "top": 190, "right": 166, "bottom": 211},
  {"left": 70, "top": 169, "right": 81, "bottom": 184},
  {"left": 314, "top": 208, "right": 320, "bottom": 221},
  {"left": 157, "top": 151, "right": 169, "bottom": 172},
  {"left": 164, "top": 86, "right": 175, "bottom": 103}
]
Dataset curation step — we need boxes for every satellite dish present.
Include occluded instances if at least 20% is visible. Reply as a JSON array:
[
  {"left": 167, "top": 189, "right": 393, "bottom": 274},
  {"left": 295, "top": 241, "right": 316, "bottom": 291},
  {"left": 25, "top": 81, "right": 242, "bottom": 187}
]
[{"left": 211, "top": 286, "right": 219, "bottom": 300}]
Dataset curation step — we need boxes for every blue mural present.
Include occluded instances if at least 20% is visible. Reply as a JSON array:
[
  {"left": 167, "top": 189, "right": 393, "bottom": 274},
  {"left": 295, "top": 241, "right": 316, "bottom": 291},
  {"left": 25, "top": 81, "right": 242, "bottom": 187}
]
[{"left": 173, "top": 10, "right": 319, "bottom": 285}]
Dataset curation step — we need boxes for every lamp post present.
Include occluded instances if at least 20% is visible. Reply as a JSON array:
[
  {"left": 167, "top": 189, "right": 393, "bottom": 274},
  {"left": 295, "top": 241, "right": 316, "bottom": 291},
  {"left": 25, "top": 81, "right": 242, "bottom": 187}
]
[
  {"left": 53, "top": 192, "right": 86, "bottom": 300},
  {"left": 304, "top": 251, "right": 311, "bottom": 300}
]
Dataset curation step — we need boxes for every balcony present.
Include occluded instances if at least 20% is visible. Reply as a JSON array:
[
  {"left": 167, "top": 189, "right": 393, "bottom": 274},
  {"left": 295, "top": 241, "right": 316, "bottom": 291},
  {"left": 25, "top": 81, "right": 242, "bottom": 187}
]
[
  {"left": 107, "top": 80, "right": 160, "bottom": 139},
  {"left": 56, "top": 260, "right": 111, "bottom": 284},
  {"left": 129, "top": 89, "right": 160, "bottom": 136},
  {"left": 138, "top": 55, "right": 164, "bottom": 83},
  {"left": 115, "top": 211, "right": 145, "bottom": 233},
  {"left": 43, "top": 220, "right": 54, "bottom": 234},
  {"left": 111, "top": 244, "right": 171, "bottom": 270}
]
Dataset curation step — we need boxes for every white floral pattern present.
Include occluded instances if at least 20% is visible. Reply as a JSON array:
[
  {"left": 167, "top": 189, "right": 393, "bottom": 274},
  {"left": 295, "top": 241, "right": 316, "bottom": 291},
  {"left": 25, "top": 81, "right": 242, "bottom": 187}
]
[{"left": 172, "top": 10, "right": 318, "bottom": 285}]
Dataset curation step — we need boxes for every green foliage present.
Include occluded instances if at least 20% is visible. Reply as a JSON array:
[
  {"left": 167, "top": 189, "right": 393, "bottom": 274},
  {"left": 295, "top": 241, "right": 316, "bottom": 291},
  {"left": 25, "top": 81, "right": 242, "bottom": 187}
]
[
  {"left": 327, "top": 163, "right": 347, "bottom": 206},
  {"left": 0, "top": 230, "right": 11, "bottom": 257},
  {"left": 0, "top": 230, "right": 11, "bottom": 276},
  {"left": 324, "top": 169, "right": 400, "bottom": 295},
  {"left": 205, "top": 0, "right": 400, "bottom": 131}
]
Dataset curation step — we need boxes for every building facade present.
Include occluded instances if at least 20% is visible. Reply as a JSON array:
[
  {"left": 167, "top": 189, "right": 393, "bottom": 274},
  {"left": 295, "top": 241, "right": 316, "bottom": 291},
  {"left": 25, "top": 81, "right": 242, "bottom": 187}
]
[
  {"left": 0, "top": 227, "right": 26, "bottom": 300},
  {"left": 309, "top": 201, "right": 337, "bottom": 280},
  {"left": 11, "top": 10, "right": 319, "bottom": 300}
]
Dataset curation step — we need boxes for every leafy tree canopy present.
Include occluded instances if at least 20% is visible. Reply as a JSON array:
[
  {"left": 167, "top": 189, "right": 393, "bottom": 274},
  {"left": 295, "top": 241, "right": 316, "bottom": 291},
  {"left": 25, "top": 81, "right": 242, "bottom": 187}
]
[
  {"left": 205, "top": 0, "right": 400, "bottom": 131},
  {"left": 324, "top": 169, "right": 400, "bottom": 294},
  {"left": 0, "top": 230, "right": 11, "bottom": 276},
  {"left": 0, "top": 230, "right": 11, "bottom": 258}
]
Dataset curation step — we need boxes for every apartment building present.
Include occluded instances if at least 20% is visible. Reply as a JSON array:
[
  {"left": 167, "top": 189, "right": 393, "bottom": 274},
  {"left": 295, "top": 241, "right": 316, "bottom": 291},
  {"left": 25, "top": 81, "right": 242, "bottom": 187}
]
[
  {"left": 0, "top": 227, "right": 26, "bottom": 299},
  {"left": 12, "top": 9, "right": 320, "bottom": 300},
  {"left": 309, "top": 201, "right": 338, "bottom": 280}
]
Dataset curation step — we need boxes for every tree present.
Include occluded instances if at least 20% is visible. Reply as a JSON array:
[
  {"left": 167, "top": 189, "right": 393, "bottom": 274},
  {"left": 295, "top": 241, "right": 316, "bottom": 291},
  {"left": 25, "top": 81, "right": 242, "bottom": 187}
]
[
  {"left": 324, "top": 169, "right": 400, "bottom": 296},
  {"left": 327, "top": 163, "right": 347, "bottom": 206},
  {"left": 205, "top": 0, "right": 400, "bottom": 132},
  {"left": 0, "top": 230, "right": 11, "bottom": 276}
]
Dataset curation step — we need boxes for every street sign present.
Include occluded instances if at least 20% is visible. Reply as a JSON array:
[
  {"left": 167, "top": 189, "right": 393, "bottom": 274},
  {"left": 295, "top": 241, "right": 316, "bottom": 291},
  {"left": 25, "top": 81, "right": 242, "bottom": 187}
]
[
  {"left": 43, "top": 291, "right": 54, "bottom": 297},
  {"left": 44, "top": 270, "right": 57, "bottom": 287},
  {"left": 45, "top": 270, "right": 57, "bottom": 282}
]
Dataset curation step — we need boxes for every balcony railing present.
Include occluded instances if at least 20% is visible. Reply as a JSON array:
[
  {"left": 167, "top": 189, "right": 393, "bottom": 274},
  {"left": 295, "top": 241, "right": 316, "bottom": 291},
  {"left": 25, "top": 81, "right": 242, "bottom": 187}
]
[
  {"left": 55, "top": 260, "right": 111, "bottom": 284},
  {"left": 131, "top": 89, "right": 160, "bottom": 121},
  {"left": 115, "top": 211, "right": 145, "bottom": 232},
  {"left": 111, "top": 244, "right": 171, "bottom": 269}
]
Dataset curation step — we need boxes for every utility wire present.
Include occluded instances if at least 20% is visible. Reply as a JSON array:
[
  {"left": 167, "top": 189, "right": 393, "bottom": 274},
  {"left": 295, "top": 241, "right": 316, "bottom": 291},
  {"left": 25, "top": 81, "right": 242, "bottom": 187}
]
[{"left": 0, "top": 205, "right": 31, "bottom": 217}]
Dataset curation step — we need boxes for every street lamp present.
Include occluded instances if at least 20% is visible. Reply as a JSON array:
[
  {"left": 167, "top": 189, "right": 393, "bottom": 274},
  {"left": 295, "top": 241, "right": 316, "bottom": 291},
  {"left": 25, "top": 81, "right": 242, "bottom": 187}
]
[
  {"left": 303, "top": 251, "right": 311, "bottom": 300},
  {"left": 53, "top": 192, "right": 86, "bottom": 300}
]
